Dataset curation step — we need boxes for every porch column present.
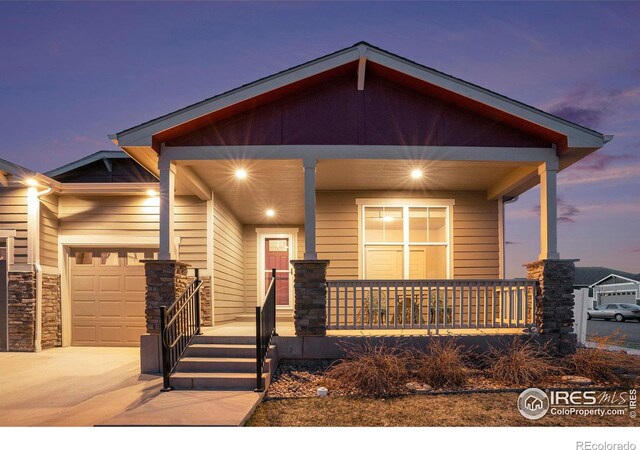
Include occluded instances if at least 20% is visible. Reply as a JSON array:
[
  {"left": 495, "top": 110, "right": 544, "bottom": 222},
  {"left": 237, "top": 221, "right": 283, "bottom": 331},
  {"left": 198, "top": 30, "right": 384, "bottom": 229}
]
[
  {"left": 538, "top": 160, "right": 559, "bottom": 260},
  {"left": 159, "top": 159, "right": 176, "bottom": 260},
  {"left": 303, "top": 158, "right": 317, "bottom": 260}
]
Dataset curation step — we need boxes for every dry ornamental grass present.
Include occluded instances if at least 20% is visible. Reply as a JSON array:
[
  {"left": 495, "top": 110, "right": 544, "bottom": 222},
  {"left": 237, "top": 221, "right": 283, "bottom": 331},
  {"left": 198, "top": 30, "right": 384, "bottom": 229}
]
[
  {"left": 485, "top": 337, "right": 560, "bottom": 385},
  {"left": 411, "top": 339, "right": 470, "bottom": 389},
  {"left": 325, "top": 340, "right": 410, "bottom": 397}
]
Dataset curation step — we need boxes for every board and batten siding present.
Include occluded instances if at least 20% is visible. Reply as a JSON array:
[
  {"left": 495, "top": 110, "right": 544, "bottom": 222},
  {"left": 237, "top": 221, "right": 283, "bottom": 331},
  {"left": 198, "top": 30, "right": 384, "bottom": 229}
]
[
  {"left": 243, "top": 225, "right": 304, "bottom": 310},
  {"left": 316, "top": 191, "right": 500, "bottom": 280},
  {"left": 57, "top": 195, "right": 208, "bottom": 269},
  {"left": 40, "top": 194, "right": 59, "bottom": 268},
  {"left": 0, "top": 187, "right": 29, "bottom": 264},
  {"left": 213, "top": 197, "right": 245, "bottom": 323}
]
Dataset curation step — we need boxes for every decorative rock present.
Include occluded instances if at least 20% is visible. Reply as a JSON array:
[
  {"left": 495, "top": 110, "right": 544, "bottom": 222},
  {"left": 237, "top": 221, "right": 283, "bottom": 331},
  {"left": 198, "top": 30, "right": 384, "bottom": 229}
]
[
  {"left": 405, "top": 382, "right": 433, "bottom": 393},
  {"left": 560, "top": 375, "right": 593, "bottom": 386}
]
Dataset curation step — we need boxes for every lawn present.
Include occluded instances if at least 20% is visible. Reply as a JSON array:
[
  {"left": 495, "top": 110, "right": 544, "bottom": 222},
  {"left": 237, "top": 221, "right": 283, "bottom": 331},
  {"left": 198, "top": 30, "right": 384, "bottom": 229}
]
[{"left": 246, "top": 393, "right": 637, "bottom": 427}]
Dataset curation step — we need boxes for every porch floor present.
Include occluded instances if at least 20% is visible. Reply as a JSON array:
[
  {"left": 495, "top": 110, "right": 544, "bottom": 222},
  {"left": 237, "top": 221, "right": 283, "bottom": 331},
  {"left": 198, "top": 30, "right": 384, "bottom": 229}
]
[{"left": 202, "top": 321, "right": 527, "bottom": 337}]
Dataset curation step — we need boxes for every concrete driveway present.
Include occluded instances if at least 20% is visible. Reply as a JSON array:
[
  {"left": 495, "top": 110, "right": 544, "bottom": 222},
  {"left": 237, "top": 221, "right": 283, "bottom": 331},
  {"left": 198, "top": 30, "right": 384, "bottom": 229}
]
[
  {"left": 0, "top": 347, "right": 161, "bottom": 426},
  {"left": 0, "top": 347, "right": 261, "bottom": 426}
]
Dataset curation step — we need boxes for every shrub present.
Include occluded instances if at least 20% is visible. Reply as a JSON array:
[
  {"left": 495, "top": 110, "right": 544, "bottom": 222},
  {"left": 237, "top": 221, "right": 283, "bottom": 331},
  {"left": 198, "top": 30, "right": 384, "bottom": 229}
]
[
  {"left": 567, "top": 348, "right": 628, "bottom": 384},
  {"left": 412, "top": 339, "right": 469, "bottom": 389},
  {"left": 485, "top": 337, "right": 560, "bottom": 385},
  {"left": 325, "top": 339, "right": 410, "bottom": 397},
  {"left": 568, "top": 329, "right": 638, "bottom": 385}
]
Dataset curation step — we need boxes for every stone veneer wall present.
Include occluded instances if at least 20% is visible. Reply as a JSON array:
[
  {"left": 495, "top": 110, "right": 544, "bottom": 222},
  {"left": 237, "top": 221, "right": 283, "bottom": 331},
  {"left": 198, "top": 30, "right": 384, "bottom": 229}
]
[
  {"left": 292, "top": 260, "right": 329, "bottom": 336},
  {"left": 41, "top": 274, "right": 61, "bottom": 349},
  {"left": 200, "top": 276, "right": 212, "bottom": 327},
  {"left": 8, "top": 271, "right": 36, "bottom": 351},
  {"left": 525, "top": 259, "right": 577, "bottom": 355},
  {"left": 144, "top": 260, "right": 190, "bottom": 335}
]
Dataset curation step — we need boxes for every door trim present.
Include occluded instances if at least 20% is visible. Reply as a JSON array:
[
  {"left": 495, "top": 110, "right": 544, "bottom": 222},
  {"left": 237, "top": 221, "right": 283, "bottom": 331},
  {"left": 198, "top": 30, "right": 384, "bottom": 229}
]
[{"left": 256, "top": 228, "right": 298, "bottom": 309}]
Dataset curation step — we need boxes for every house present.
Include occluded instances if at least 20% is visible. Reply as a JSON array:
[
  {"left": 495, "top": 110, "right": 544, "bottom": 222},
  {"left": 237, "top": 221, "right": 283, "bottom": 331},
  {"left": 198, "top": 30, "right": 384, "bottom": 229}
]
[
  {"left": 0, "top": 42, "right": 611, "bottom": 388},
  {"left": 589, "top": 274, "right": 640, "bottom": 306},
  {"left": 572, "top": 267, "right": 640, "bottom": 308},
  {"left": 574, "top": 266, "right": 640, "bottom": 290}
]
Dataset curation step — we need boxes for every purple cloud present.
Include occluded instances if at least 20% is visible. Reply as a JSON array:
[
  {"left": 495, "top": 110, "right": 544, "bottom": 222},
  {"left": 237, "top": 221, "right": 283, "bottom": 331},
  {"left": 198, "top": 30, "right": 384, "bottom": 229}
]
[
  {"left": 547, "top": 86, "right": 640, "bottom": 130},
  {"left": 532, "top": 197, "right": 580, "bottom": 224},
  {"left": 571, "top": 152, "right": 637, "bottom": 172}
]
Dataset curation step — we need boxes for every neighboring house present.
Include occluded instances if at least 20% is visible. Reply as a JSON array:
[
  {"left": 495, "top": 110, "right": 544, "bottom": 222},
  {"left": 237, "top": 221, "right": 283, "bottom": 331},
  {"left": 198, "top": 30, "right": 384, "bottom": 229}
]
[
  {"left": 0, "top": 43, "right": 611, "bottom": 378},
  {"left": 590, "top": 274, "right": 640, "bottom": 307},
  {"left": 574, "top": 266, "right": 640, "bottom": 290},
  {"left": 573, "top": 267, "right": 640, "bottom": 307}
]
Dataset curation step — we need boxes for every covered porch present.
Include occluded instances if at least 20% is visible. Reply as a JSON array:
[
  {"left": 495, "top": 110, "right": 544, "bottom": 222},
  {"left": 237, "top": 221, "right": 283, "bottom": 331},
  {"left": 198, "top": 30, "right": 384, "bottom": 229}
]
[{"left": 154, "top": 143, "right": 562, "bottom": 335}]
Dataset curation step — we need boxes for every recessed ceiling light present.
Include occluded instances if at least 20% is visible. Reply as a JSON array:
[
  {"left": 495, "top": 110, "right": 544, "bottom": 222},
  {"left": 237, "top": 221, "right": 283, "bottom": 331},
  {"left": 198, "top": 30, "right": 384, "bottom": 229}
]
[
  {"left": 266, "top": 209, "right": 275, "bottom": 218},
  {"left": 25, "top": 178, "right": 39, "bottom": 187},
  {"left": 411, "top": 169, "right": 423, "bottom": 179},
  {"left": 146, "top": 189, "right": 158, "bottom": 197},
  {"left": 235, "top": 169, "right": 248, "bottom": 180}
]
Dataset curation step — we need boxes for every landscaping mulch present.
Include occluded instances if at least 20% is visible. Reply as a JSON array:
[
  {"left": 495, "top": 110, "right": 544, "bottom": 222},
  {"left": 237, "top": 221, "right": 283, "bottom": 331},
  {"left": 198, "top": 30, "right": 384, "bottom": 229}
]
[{"left": 266, "top": 361, "right": 636, "bottom": 399}]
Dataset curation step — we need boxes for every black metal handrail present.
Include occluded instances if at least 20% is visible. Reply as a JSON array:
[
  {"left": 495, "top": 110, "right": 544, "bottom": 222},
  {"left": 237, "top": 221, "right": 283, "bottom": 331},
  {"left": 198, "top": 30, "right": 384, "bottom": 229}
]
[
  {"left": 255, "top": 268, "right": 277, "bottom": 392},
  {"left": 160, "top": 268, "right": 203, "bottom": 391}
]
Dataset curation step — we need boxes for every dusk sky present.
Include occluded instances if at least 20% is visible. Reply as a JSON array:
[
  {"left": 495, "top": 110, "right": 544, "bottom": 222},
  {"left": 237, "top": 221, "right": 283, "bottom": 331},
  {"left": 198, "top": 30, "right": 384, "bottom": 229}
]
[{"left": 1, "top": 1, "right": 638, "bottom": 277}]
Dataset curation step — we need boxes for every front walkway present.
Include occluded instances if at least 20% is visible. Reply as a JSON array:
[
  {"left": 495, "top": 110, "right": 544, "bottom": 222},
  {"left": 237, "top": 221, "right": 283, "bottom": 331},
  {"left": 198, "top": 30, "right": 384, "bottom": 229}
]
[{"left": 0, "top": 347, "right": 261, "bottom": 426}]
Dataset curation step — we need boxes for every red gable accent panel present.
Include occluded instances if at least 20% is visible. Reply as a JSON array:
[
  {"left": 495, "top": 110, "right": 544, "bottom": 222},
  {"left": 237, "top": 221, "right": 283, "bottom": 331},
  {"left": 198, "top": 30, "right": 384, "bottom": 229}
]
[{"left": 166, "top": 67, "right": 551, "bottom": 148}]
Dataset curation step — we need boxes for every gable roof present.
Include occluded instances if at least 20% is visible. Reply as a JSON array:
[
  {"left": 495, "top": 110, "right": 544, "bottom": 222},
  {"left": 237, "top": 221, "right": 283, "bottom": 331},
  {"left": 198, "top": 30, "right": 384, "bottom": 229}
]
[
  {"left": 574, "top": 266, "right": 640, "bottom": 287},
  {"left": 111, "top": 41, "right": 611, "bottom": 150},
  {"left": 589, "top": 273, "right": 640, "bottom": 288},
  {"left": 0, "top": 158, "right": 59, "bottom": 189},
  {"left": 45, "top": 150, "right": 130, "bottom": 178}
]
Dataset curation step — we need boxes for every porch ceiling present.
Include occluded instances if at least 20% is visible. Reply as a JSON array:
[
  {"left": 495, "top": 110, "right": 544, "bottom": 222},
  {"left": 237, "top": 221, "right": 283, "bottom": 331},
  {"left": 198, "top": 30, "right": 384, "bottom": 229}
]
[{"left": 174, "top": 158, "right": 535, "bottom": 224}]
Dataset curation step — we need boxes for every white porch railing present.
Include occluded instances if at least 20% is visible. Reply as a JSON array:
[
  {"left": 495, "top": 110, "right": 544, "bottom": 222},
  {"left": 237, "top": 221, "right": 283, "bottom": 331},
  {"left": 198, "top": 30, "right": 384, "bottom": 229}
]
[{"left": 326, "top": 279, "right": 537, "bottom": 331}]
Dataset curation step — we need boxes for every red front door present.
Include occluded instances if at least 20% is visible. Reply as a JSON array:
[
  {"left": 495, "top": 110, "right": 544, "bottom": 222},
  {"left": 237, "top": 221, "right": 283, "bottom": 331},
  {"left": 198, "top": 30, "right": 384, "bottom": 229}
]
[{"left": 264, "top": 237, "right": 291, "bottom": 307}]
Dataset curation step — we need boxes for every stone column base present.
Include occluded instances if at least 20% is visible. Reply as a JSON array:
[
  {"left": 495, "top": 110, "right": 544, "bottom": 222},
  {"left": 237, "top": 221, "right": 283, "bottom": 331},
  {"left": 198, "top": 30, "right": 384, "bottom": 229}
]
[
  {"left": 292, "top": 260, "right": 330, "bottom": 337},
  {"left": 525, "top": 258, "right": 578, "bottom": 355}
]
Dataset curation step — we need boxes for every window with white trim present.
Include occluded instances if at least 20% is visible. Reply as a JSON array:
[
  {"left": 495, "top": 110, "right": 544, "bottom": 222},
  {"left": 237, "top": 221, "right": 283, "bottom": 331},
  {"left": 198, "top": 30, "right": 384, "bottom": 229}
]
[{"left": 361, "top": 204, "right": 450, "bottom": 279}]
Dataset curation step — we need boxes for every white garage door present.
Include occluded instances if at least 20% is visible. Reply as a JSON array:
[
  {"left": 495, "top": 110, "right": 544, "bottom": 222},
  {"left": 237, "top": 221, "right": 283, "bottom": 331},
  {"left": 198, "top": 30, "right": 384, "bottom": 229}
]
[{"left": 70, "top": 249, "right": 155, "bottom": 346}]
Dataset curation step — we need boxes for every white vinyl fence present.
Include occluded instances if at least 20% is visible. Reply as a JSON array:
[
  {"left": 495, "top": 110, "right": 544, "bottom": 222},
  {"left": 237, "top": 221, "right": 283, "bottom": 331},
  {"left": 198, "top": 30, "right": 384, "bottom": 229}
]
[{"left": 573, "top": 288, "right": 591, "bottom": 345}]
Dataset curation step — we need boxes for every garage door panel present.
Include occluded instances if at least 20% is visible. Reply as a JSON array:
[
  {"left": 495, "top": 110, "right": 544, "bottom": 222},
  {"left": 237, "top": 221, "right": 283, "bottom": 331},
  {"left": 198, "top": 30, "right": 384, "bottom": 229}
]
[
  {"left": 72, "top": 326, "right": 97, "bottom": 345},
  {"left": 124, "top": 275, "right": 146, "bottom": 292},
  {"left": 125, "top": 301, "right": 145, "bottom": 317},
  {"left": 71, "top": 276, "right": 96, "bottom": 293},
  {"left": 99, "top": 301, "right": 125, "bottom": 318},
  {"left": 72, "top": 301, "right": 98, "bottom": 319},
  {"left": 98, "top": 276, "right": 123, "bottom": 292},
  {"left": 70, "top": 248, "right": 151, "bottom": 347}
]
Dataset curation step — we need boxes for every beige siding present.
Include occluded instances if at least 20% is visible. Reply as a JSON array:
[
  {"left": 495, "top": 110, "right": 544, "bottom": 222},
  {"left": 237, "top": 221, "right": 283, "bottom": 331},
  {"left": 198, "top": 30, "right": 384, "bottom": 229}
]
[
  {"left": 213, "top": 197, "right": 245, "bottom": 323},
  {"left": 243, "top": 225, "right": 304, "bottom": 310},
  {"left": 58, "top": 195, "right": 207, "bottom": 268},
  {"left": 316, "top": 191, "right": 499, "bottom": 280},
  {"left": 40, "top": 194, "right": 59, "bottom": 268},
  {"left": 0, "top": 187, "right": 29, "bottom": 264}
]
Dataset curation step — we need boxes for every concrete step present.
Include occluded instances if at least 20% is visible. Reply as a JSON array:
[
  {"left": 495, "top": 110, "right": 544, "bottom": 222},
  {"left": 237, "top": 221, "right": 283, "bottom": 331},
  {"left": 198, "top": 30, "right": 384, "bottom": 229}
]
[
  {"left": 192, "top": 335, "right": 256, "bottom": 345},
  {"left": 185, "top": 343, "right": 258, "bottom": 358},
  {"left": 170, "top": 372, "right": 268, "bottom": 390},
  {"left": 176, "top": 357, "right": 271, "bottom": 373}
]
